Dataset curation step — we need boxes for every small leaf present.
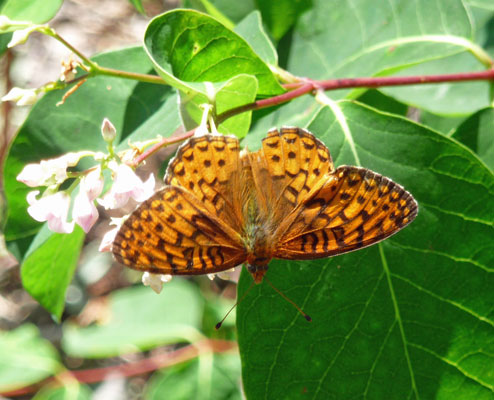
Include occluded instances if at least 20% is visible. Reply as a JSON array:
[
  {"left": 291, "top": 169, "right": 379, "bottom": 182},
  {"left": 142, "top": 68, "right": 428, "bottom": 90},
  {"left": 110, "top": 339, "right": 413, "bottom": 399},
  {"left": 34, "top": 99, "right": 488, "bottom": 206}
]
[
  {"left": 216, "top": 74, "right": 258, "bottom": 137},
  {"left": 21, "top": 225, "right": 85, "bottom": 321},
  {"left": 144, "top": 9, "right": 283, "bottom": 97},
  {"left": 0, "top": 324, "right": 60, "bottom": 392},
  {"left": 127, "top": 0, "right": 145, "bottom": 15},
  {"left": 0, "top": 0, "right": 63, "bottom": 24}
]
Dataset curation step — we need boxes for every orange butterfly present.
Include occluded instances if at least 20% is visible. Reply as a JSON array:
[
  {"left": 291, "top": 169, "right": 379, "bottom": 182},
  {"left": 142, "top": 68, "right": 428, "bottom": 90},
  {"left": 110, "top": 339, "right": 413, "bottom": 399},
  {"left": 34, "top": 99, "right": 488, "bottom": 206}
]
[{"left": 113, "top": 127, "right": 418, "bottom": 284}]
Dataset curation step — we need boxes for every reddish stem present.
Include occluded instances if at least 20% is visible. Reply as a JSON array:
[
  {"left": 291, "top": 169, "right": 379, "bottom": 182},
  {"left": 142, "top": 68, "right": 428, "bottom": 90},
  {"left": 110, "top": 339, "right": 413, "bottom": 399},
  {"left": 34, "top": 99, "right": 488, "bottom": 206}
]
[
  {"left": 130, "top": 129, "right": 196, "bottom": 167},
  {"left": 0, "top": 339, "right": 237, "bottom": 397},
  {"left": 217, "top": 69, "right": 494, "bottom": 124}
]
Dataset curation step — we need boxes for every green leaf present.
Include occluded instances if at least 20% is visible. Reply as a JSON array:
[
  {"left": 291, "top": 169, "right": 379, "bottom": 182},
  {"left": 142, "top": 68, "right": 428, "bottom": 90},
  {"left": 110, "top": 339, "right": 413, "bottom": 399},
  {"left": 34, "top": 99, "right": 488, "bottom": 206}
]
[
  {"left": 452, "top": 106, "right": 494, "bottom": 172},
  {"left": 234, "top": 11, "right": 278, "bottom": 66},
  {"left": 0, "top": 0, "right": 62, "bottom": 24},
  {"left": 214, "top": 74, "right": 258, "bottom": 137},
  {"left": 145, "top": 354, "right": 242, "bottom": 400},
  {"left": 182, "top": 0, "right": 235, "bottom": 29},
  {"left": 144, "top": 9, "right": 283, "bottom": 97},
  {"left": 127, "top": 0, "right": 145, "bottom": 15},
  {"left": 21, "top": 225, "right": 85, "bottom": 321},
  {"left": 237, "top": 101, "right": 494, "bottom": 399},
  {"left": 32, "top": 383, "right": 91, "bottom": 400},
  {"left": 62, "top": 280, "right": 204, "bottom": 358},
  {"left": 3, "top": 46, "right": 181, "bottom": 240},
  {"left": 185, "top": 0, "right": 256, "bottom": 24},
  {"left": 0, "top": 324, "right": 60, "bottom": 392},
  {"left": 285, "top": 0, "right": 491, "bottom": 114},
  {"left": 254, "top": 0, "right": 312, "bottom": 41}
]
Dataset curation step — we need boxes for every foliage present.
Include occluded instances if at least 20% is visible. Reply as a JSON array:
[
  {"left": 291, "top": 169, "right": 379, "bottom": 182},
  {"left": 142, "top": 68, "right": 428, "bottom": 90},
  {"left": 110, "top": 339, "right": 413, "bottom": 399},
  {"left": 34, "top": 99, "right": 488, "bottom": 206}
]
[{"left": 1, "top": 0, "right": 494, "bottom": 399}]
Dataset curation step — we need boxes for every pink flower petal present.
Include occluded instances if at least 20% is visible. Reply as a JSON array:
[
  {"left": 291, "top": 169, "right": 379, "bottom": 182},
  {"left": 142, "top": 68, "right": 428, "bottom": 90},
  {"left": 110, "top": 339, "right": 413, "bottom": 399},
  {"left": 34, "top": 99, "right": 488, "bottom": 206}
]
[
  {"left": 27, "top": 191, "right": 75, "bottom": 233},
  {"left": 73, "top": 190, "right": 98, "bottom": 233}
]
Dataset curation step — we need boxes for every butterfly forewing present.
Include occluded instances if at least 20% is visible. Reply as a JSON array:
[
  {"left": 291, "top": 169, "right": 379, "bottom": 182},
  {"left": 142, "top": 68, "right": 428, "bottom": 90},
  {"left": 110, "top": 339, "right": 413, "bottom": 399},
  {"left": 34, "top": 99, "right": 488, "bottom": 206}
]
[
  {"left": 249, "top": 127, "right": 335, "bottom": 228},
  {"left": 164, "top": 134, "right": 244, "bottom": 233},
  {"left": 274, "top": 166, "right": 418, "bottom": 259}
]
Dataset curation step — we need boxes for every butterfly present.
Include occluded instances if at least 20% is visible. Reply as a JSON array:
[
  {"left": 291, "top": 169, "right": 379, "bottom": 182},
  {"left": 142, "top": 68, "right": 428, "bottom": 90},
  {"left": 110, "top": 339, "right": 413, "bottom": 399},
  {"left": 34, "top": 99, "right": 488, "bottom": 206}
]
[{"left": 112, "top": 127, "right": 418, "bottom": 284}]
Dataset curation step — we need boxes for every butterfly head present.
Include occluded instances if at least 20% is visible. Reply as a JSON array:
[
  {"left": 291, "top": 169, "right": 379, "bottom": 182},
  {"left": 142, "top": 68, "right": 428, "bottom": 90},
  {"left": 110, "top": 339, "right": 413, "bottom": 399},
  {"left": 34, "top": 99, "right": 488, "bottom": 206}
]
[{"left": 246, "top": 256, "right": 271, "bottom": 284}]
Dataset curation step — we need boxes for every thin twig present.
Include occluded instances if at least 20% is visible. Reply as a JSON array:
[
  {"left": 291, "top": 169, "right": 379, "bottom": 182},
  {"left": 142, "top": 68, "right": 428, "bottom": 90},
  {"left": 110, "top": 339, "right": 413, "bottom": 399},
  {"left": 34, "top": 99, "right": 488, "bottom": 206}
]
[{"left": 130, "top": 129, "right": 196, "bottom": 167}]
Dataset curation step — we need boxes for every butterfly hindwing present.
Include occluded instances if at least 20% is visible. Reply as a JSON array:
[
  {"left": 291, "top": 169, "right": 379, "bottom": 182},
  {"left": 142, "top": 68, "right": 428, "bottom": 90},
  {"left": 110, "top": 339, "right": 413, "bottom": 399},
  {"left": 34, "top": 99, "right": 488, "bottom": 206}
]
[
  {"left": 113, "top": 185, "right": 246, "bottom": 275},
  {"left": 274, "top": 166, "right": 418, "bottom": 259}
]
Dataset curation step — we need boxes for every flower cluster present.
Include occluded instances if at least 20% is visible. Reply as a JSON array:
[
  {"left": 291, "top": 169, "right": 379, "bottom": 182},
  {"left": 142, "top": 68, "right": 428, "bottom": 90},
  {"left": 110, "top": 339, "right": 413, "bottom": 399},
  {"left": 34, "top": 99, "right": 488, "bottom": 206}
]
[{"left": 16, "top": 118, "right": 155, "bottom": 235}]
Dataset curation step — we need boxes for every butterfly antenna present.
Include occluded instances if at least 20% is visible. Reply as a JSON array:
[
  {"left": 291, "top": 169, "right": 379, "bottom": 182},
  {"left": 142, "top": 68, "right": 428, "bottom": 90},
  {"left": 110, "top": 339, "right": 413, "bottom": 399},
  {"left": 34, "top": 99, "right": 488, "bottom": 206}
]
[
  {"left": 215, "top": 279, "right": 256, "bottom": 330},
  {"left": 264, "top": 277, "right": 312, "bottom": 322}
]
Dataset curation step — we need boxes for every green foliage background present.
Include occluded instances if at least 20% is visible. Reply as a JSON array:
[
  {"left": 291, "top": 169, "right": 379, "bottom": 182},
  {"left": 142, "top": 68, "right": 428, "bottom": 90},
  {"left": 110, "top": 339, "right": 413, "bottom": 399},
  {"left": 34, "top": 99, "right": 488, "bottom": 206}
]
[{"left": 1, "top": 0, "right": 494, "bottom": 399}]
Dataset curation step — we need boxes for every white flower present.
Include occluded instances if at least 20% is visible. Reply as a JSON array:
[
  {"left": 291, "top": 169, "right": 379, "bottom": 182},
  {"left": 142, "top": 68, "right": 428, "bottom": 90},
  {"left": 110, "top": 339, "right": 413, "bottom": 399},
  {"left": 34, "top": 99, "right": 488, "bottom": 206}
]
[
  {"left": 207, "top": 268, "right": 238, "bottom": 282},
  {"left": 27, "top": 191, "right": 75, "bottom": 233},
  {"left": 2, "top": 87, "right": 38, "bottom": 106},
  {"left": 101, "top": 118, "right": 116, "bottom": 143},
  {"left": 17, "top": 152, "right": 86, "bottom": 187},
  {"left": 72, "top": 168, "right": 104, "bottom": 233},
  {"left": 99, "top": 227, "right": 119, "bottom": 252},
  {"left": 73, "top": 190, "right": 98, "bottom": 233},
  {"left": 82, "top": 167, "right": 104, "bottom": 201},
  {"left": 142, "top": 272, "right": 172, "bottom": 294},
  {"left": 97, "top": 163, "right": 155, "bottom": 209}
]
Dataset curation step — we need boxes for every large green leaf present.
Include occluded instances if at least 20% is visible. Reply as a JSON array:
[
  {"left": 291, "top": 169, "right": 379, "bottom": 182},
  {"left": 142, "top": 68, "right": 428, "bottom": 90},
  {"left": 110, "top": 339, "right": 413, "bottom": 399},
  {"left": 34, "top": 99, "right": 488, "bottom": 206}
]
[
  {"left": 0, "top": 324, "right": 60, "bottom": 392},
  {"left": 62, "top": 280, "right": 204, "bottom": 358},
  {"left": 21, "top": 225, "right": 85, "bottom": 321},
  {"left": 3, "top": 46, "right": 180, "bottom": 241},
  {"left": 452, "top": 107, "right": 494, "bottom": 173},
  {"left": 284, "top": 0, "right": 491, "bottom": 114},
  {"left": 237, "top": 101, "right": 494, "bottom": 399}
]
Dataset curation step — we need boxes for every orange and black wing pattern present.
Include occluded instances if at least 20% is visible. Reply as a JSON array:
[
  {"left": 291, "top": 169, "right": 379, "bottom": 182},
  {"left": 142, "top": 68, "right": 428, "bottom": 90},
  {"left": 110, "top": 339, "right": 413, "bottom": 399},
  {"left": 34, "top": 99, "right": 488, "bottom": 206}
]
[
  {"left": 113, "top": 135, "right": 247, "bottom": 275},
  {"left": 274, "top": 165, "right": 418, "bottom": 259},
  {"left": 248, "top": 127, "right": 335, "bottom": 228}
]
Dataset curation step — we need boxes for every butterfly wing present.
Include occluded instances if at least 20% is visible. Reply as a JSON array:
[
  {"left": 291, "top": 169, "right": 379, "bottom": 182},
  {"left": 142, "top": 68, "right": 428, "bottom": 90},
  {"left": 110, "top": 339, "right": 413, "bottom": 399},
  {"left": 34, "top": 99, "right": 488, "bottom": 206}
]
[
  {"left": 113, "top": 134, "right": 248, "bottom": 275},
  {"left": 247, "top": 127, "right": 335, "bottom": 229},
  {"left": 164, "top": 134, "right": 245, "bottom": 233},
  {"left": 113, "top": 185, "right": 247, "bottom": 275},
  {"left": 273, "top": 166, "right": 418, "bottom": 259}
]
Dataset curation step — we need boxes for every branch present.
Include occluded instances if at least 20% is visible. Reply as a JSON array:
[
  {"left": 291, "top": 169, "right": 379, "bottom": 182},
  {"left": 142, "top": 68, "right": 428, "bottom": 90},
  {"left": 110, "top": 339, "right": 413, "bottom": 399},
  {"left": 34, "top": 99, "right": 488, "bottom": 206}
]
[
  {"left": 130, "top": 128, "right": 196, "bottom": 167},
  {"left": 217, "top": 69, "right": 494, "bottom": 124},
  {"left": 0, "top": 339, "right": 237, "bottom": 397}
]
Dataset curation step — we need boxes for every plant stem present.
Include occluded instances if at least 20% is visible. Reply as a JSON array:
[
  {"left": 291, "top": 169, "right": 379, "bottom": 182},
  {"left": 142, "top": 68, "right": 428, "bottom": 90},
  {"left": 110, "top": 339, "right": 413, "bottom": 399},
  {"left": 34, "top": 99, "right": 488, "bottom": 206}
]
[
  {"left": 217, "top": 69, "right": 494, "bottom": 124},
  {"left": 0, "top": 339, "right": 237, "bottom": 397},
  {"left": 130, "top": 129, "right": 196, "bottom": 167},
  {"left": 96, "top": 66, "right": 166, "bottom": 85}
]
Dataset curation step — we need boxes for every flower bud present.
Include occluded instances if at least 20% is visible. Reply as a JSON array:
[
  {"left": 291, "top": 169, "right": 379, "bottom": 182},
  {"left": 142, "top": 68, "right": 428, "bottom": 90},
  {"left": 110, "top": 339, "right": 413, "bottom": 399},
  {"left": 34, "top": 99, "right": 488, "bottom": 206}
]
[
  {"left": 101, "top": 118, "right": 116, "bottom": 144},
  {"left": 2, "top": 87, "right": 38, "bottom": 106}
]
